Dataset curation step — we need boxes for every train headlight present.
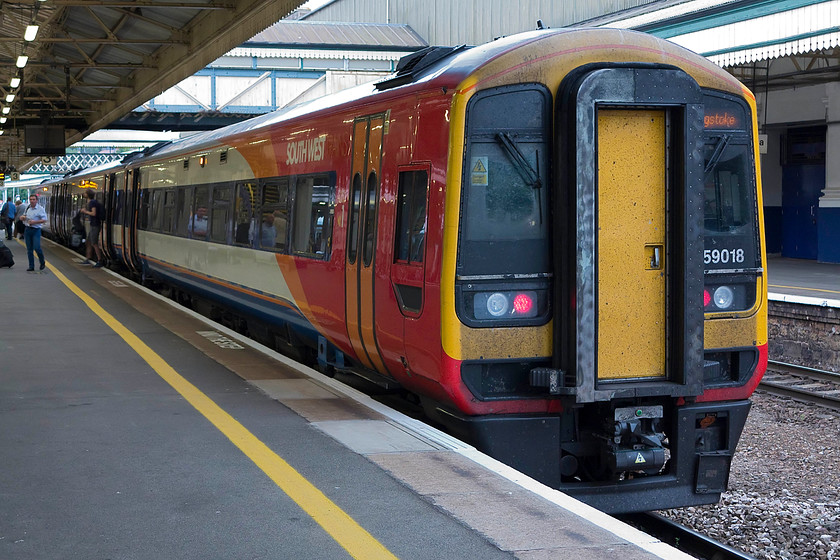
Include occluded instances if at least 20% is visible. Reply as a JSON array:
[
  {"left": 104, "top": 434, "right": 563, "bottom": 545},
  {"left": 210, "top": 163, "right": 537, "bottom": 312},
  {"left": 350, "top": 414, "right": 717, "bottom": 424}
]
[
  {"left": 704, "top": 281, "right": 750, "bottom": 312},
  {"left": 713, "top": 286, "right": 734, "bottom": 309},
  {"left": 486, "top": 293, "right": 509, "bottom": 317}
]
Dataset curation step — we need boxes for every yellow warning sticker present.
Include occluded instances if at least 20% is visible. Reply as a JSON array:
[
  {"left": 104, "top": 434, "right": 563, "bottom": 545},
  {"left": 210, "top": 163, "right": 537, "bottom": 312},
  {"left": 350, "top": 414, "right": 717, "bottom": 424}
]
[
  {"left": 635, "top": 453, "right": 646, "bottom": 464},
  {"left": 471, "top": 157, "right": 488, "bottom": 186}
]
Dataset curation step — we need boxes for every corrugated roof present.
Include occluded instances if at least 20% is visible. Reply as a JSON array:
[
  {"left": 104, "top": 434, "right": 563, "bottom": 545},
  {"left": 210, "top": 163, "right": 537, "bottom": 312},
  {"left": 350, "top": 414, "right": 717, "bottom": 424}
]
[{"left": 247, "top": 21, "right": 428, "bottom": 50}]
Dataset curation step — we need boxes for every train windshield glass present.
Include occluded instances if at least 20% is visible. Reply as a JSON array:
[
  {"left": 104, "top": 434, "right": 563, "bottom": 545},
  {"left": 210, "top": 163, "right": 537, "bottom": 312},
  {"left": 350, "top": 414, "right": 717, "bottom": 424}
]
[
  {"left": 459, "top": 86, "right": 551, "bottom": 276},
  {"left": 703, "top": 138, "right": 760, "bottom": 269}
]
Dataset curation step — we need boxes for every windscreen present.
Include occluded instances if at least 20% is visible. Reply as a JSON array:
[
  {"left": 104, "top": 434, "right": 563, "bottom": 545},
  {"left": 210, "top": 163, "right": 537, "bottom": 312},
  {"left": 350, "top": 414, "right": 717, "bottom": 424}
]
[{"left": 459, "top": 85, "right": 551, "bottom": 276}]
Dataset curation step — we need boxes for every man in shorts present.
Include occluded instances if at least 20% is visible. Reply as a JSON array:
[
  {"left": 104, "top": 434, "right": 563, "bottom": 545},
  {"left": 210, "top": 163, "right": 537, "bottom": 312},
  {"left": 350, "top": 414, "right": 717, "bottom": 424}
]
[{"left": 80, "top": 190, "right": 105, "bottom": 267}]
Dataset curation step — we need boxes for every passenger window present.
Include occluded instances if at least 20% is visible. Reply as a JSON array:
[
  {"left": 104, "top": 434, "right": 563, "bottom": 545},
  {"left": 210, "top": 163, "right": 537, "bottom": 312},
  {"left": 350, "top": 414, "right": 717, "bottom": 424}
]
[
  {"left": 395, "top": 170, "right": 428, "bottom": 264},
  {"left": 292, "top": 173, "right": 333, "bottom": 259},
  {"left": 139, "top": 188, "right": 150, "bottom": 230},
  {"left": 210, "top": 185, "right": 231, "bottom": 243},
  {"left": 149, "top": 190, "right": 163, "bottom": 231},
  {"left": 260, "top": 179, "right": 289, "bottom": 252},
  {"left": 161, "top": 189, "right": 176, "bottom": 234},
  {"left": 190, "top": 186, "right": 210, "bottom": 240},
  {"left": 175, "top": 187, "right": 191, "bottom": 237},
  {"left": 234, "top": 182, "right": 256, "bottom": 246},
  {"left": 113, "top": 189, "right": 123, "bottom": 227},
  {"left": 362, "top": 171, "right": 378, "bottom": 267},
  {"left": 348, "top": 173, "right": 362, "bottom": 264}
]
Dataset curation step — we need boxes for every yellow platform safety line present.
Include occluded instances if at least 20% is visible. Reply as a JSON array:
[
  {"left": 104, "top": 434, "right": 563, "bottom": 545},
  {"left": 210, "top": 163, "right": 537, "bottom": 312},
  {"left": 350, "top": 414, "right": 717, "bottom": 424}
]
[
  {"left": 46, "top": 262, "right": 399, "bottom": 560},
  {"left": 769, "top": 284, "right": 840, "bottom": 296}
]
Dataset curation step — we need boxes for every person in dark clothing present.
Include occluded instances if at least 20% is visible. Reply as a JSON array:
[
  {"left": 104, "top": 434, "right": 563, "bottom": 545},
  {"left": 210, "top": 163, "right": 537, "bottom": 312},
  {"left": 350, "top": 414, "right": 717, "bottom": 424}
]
[
  {"left": 80, "top": 190, "right": 105, "bottom": 267},
  {"left": 1, "top": 197, "right": 15, "bottom": 239},
  {"left": 14, "top": 198, "right": 25, "bottom": 239}
]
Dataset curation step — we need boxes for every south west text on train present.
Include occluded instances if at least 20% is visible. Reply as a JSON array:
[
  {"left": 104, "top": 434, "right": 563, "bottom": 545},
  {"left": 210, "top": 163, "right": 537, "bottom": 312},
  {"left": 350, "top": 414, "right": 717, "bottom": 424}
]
[{"left": 38, "top": 27, "right": 768, "bottom": 514}]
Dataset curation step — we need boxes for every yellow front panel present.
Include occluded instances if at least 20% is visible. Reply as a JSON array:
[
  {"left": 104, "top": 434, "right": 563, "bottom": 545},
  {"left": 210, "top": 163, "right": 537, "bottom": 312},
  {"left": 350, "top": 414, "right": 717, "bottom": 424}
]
[{"left": 597, "top": 110, "right": 666, "bottom": 379}]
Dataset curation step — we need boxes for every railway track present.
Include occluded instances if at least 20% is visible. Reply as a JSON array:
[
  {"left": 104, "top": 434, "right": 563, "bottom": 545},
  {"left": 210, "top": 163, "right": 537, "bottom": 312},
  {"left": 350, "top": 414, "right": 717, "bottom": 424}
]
[
  {"left": 760, "top": 360, "right": 840, "bottom": 411},
  {"left": 617, "top": 513, "right": 757, "bottom": 559}
]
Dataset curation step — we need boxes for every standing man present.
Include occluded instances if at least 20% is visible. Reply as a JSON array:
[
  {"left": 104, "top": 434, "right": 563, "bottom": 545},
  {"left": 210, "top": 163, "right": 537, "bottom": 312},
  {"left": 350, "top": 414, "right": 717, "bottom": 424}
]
[
  {"left": 14, "top": 197, "right": 25, "bottom": 238},
  {"left": 80, "top": 190, "right": 104, "bottom": 267},
  {"left": 1, "top": 196, "right": 15, "bottom": 239},
  {"left": 21, "top": 194, "right": 47, "bottom": 271}
]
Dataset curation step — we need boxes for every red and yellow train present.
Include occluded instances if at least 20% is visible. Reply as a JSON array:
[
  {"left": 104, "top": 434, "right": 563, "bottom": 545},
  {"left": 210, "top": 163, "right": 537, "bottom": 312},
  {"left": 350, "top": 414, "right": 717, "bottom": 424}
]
[{"left": 41, "top": 27, "right": 767, "bottom": 513}]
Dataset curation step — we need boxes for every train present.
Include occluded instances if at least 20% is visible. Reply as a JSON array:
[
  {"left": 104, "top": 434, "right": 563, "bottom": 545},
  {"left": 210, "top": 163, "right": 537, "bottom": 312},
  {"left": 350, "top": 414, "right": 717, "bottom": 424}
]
[{"left": 37, "top": 27, "right": 768, "bottom": 513}]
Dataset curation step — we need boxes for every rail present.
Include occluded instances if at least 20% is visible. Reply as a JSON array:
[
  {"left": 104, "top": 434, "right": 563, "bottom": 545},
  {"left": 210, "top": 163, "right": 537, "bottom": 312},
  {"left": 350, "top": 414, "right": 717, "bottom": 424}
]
[
  {"left": 617, "top": 512, "right": 757, "bottom": 560},
  {"left": 760, "top": 360, "right": 840, "bottom": 411}
]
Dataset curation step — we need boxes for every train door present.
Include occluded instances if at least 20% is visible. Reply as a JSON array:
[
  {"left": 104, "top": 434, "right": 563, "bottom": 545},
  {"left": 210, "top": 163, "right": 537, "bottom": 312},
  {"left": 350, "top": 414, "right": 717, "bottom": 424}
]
[
  {"left": 345, "top": 114, "right": 391, "bottom": 375},
  {"left": 597, "top": 109, "right": 667, "bottom": 378},
  {"left": 51, "top": 183, "right": 63, "bottom": 239},
  {"left": 110, "top": 170, "right": 125, "bottom": 262},
  {"left": 390, "top": 166, "right": 429, "bottom": 367},
  {"left": 103, "top": 172, "right": 116, "bottom": 261},
  {"left": 122, "top": 169, "right": 142, "bottom": 276},
  {"left": 558, "top": 66, "right": 705, "bottom": 401},
  {"left": 57, "top": 182, "right": 69, "bottom": 241}
]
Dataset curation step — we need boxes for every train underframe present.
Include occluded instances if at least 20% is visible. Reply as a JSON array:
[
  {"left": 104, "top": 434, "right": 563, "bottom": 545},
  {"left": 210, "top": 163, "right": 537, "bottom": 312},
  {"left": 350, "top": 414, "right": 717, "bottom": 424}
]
[{"left": 433, "top": 396, "right": 751, "bottom": 513}]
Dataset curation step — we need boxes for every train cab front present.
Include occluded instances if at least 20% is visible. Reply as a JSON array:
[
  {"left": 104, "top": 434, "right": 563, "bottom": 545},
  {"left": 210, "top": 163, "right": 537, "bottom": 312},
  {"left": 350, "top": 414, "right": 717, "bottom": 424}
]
[{"left": 438, "top": 61, "right": 767, "bottom": 514}]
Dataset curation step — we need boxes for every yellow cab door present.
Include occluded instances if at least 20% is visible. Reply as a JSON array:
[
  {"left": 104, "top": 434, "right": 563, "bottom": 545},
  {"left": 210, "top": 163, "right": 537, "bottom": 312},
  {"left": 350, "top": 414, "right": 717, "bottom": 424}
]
[{"left": 597, "top": 109, "right": 666, "bottom": 380}]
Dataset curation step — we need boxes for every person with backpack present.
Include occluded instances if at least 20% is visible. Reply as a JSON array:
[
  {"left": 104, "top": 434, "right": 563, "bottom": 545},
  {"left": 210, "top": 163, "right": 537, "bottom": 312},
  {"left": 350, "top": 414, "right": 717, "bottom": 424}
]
[
  {"left": 79, "top": 190, "right": 105, "bottom": 267},
  {"left": 1, "top": 197, "right": 15, "bottom": 239}
]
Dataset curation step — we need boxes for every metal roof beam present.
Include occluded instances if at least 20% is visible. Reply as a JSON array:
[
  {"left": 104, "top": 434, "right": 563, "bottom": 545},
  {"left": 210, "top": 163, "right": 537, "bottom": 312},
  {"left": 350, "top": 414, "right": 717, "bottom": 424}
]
[
  {"left": 4, "top": 1, "right": 236, "bottom": 7},
  {"left": 77, "top": 0, "right": 303, "bottom": 144}
]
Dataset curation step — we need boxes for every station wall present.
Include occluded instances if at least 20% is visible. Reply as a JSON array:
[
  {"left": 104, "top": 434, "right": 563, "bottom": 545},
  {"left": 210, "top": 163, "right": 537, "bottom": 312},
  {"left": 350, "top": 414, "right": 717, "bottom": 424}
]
[{"left": 756, "top": 83, "right": 840, "bottom": 263}]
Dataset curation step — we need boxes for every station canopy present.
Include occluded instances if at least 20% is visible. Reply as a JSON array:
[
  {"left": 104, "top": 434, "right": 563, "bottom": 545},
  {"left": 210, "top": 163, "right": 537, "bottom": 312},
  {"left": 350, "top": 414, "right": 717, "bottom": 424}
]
[
  {"left": 0, "top": 0, "right": 305, "bottom": 172},
  {"left": 587, "top": 0, "right": 840, "bottom": 94}
]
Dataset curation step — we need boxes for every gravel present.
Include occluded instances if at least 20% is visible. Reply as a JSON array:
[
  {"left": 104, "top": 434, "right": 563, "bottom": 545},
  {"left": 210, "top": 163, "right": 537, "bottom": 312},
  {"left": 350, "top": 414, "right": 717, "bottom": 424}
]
[{"left": 661, "top": 391, "right": 840, "bottom": 559}]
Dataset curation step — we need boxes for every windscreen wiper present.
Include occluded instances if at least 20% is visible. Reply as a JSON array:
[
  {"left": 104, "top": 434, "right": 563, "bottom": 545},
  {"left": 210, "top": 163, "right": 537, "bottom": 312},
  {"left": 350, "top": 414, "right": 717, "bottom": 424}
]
[
  {"left": 496, "top": 132, "right": 543, "bottom": 223},
  {"left": 704, "top": 134, "right": 731, "bottom": 175}
]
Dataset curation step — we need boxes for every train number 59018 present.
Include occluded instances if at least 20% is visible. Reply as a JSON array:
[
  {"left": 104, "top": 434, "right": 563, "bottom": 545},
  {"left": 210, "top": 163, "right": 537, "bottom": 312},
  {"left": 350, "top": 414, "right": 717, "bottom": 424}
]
[{"left": 704, "top": 248, "right": 745, "bottom": 265}]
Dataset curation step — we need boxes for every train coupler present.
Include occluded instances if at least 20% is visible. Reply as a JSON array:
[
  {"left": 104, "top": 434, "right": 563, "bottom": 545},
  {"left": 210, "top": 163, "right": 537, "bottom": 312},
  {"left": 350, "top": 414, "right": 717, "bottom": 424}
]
[{"left": 605, "top": 405, "right": 668, "bottom": 475}]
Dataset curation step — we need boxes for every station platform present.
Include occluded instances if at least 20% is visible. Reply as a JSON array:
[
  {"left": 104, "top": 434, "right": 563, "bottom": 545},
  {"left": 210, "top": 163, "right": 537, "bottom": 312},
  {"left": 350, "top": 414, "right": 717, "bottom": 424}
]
[
  {"left": 767, "top": 256, "right": 840, "bottom": 307},
  {"left": 0, "top": 238, "right": 687, "bottom": 560}
]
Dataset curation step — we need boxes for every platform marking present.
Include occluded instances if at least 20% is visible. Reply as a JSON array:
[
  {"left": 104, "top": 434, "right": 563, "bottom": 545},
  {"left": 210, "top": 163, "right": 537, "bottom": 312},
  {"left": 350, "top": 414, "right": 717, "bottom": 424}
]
[
  {"left": 770, "top": 283, "right": 840, "bottom": 296},
  {"left": 197, "top": 330, "right": 245, "bottom": 350},
  {"left": 46, "top": 262, "right": 399, "bottom": 560}
]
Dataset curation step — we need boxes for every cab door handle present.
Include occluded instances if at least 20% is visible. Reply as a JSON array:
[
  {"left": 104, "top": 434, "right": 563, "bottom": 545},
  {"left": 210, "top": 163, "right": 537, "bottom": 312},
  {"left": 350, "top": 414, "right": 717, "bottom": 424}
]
[{"left": 645, "top": 244, "right": 663, "bottom": 270}]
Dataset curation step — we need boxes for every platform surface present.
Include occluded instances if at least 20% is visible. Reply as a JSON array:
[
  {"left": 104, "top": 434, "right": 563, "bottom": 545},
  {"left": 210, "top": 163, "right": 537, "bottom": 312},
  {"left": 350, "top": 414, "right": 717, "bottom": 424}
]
[
  {"left": 767, "top": 256, "right": 840, "bottom": 306},
  {"left": 0, "top": 238, "right": 686, "bottom": 560}
]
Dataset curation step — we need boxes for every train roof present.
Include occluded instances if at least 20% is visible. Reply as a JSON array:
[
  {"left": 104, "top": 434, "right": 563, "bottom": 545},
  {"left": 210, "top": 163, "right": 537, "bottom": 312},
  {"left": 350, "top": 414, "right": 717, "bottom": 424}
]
[{"left": 134, "top": 27, "right": 743, "bottom": 164}]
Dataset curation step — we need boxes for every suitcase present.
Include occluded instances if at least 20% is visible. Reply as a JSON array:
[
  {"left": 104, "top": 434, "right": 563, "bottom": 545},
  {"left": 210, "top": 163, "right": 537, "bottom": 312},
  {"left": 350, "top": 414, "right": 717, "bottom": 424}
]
[{"left": 0, "top": 243, "right": 14, "bottom": 268}]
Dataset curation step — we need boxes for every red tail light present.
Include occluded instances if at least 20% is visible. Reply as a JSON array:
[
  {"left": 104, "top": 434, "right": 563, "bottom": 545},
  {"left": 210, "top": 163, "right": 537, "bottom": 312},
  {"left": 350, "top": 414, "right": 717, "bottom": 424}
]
[{"left": 513, "top": 293, "right": 534, "bottom": 314}]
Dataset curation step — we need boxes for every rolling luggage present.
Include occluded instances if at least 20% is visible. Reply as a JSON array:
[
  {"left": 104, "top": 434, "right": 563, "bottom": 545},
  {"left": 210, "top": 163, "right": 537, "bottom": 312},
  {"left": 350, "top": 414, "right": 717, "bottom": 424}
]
[{"left": 0, "top": 239, "right": 14, "bottom": 268}]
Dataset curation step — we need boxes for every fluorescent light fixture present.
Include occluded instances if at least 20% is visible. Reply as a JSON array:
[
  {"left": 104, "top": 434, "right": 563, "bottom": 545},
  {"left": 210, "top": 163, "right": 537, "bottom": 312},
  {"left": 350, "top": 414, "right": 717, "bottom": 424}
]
[
  {"left": 0, "top": 130, "right": 4, "bottom": 136},
  {"left": 6, "top": 94, "right": 14, "bottom": 103},
  {"left": 0, "top": 117, "right": 7, "bottom": 124},
  {"left": 2, "top": 107, "right": 10, "bottom": 114},
  {"left": 10, "top": 77, "right": 20, "bottom": 88},
  {"left": 16, "top": 56, "right": 28, "bottom": 68},
  {"left": 24, "top": 25, "right": 39, "bottom": 41}
]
